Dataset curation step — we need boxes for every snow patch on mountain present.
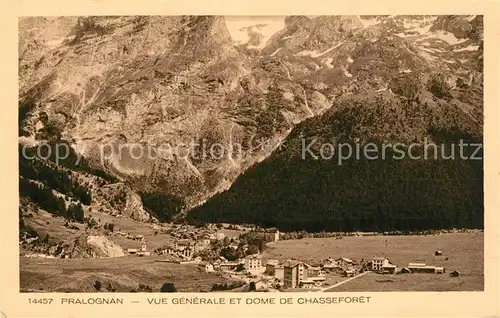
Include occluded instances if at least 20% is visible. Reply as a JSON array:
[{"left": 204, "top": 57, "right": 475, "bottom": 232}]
[
  {"left": 297, "top": 40, "right": 346, "bottom": 58},
  {"left": 420, "top": 47, "right": 446, "bottom": 53},
  {"left": 324, "top": 58, "right": 333, "bottom": 68},
  {"left": 270, "top": 48, "right": 282, "bottom": 56},
  {"left": 45, "top": 38, "right": 65, "bottom": 48},
  {"left": 224, "top": 16, "right": 286, "bottom": 49},
  {"left": 430, "top": 31, "right": 468, "bottom": 45},
  {"left": 359, "top": 16, "right": 380, "bottom": 28},
  {"left": 455, "top": 44, "right": 480, "bottom": 52}
]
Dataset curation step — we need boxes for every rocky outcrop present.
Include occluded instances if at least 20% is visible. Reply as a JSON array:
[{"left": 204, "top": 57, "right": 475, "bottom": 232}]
[{"left": 86, "top": 235, "right": 125, "bottom": 257}]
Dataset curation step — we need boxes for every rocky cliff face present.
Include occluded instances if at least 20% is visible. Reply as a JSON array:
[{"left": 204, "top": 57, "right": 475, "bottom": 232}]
[
  {"left": 186, "top": 16, "right": 484, "bottom": 231},
  {"left": 19, "top": 15, "right": 483, "bottom": 224}
]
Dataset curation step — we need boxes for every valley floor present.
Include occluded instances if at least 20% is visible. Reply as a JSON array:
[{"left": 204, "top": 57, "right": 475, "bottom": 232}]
[
  {"left": 20, "top": 232, "right": 483, "bottom": 292},
  {"left": 263, "top": 232, "right": 484, "bottom": 291}
]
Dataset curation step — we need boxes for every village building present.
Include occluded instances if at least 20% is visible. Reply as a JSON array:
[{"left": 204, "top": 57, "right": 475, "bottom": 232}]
[
  {"left": 336, "top": 257, "right": 354, "bottom": 268},
  {"left": 219, "top": 262, "right": 239, "bottom": 271},
  {"left": 136, "top": 238, "right": 151, "bottom": 256},
  {"left": 193, "top": 239, "right": 210, "bottom": 253},
  {"left": 178, "top": 247, "right": 193, "bottom": 259},
  {"left": 169, "top": 239, "right": 197, "bottom": 259},
  {"left": 400, "top": 267, "right": 412, "bottom": 274},
  {"left": 362, "top": 261, "right": 373, "bottom": 272},
  {"left": 245, "top": 255, "right": 263, "bottom": 272},
  {"left": 273, "top": 230, "right": 280, "bottom": 242},
  {"left": 408, "top": 263, "right": 445, "bottom": 274},
  {"left": 127, "top": 248, "right": 138, "bottom": 254},
  {"left": 265, "top": 259, "right": 280, "bottom": 275},
  {"left": 229, "top": 243, "right": 239, "bottom": 250},
  {"left": 283, "top": 260, "right": 307, "bottom": 288},
  {"left": 372, "top": 257, "right": 397, "bottom": 273},
  {"left": 321, "top": 258, "right": 340, "bottom": 272},
  {"left": 342, "top": 268, "right": 356, "bottom": 277},
  {"left": 164, "top": 246, "right": 176, "bottom": 255},
  {"left": 408, "top": 262, "right": 426, "bottom": 268},
  {"left": 450, "top": 270, "right": 460, "bottom": 277},
  {"left": 435, "top": 250, "right": 443, "bottom": 256},
  {"left": 212, "top": 259, "right": 221, "bottom": 269},
  {"left": 310, "top": 276, "right": 326, "bottom": 287},
  {"left": 305, "top": 264, "right": 323, "bottom": 277},
  {"left": 174, "top": 239, "right": 191, "bottom": 250},
  {"left": 274, "top": 265, "right": 285, "bottom": 283},
  {"left": 372, "top": 257, "right": 390, "bottom": 272},
  {"left": 194, "top": 256, "right": 203, "bottom": 264},
  {"left": 299, "top": 279, "right": 316, "bottom": 289},
  {"left": 251, "top": 279, "right": 268, "bottom": 291},
  {"left": 199, "top": 261, "right": 214, "bottom": 273},
  {"left": 381, "top": 263, "right": 397, "bottom": 274}
]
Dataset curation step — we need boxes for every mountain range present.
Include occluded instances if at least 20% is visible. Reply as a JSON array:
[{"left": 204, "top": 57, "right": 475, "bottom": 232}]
[{"left": 19, "top": 15, "right": 483, "bottom": 234}]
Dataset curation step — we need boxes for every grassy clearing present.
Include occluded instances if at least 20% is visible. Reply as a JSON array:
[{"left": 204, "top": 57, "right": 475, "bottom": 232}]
[
  {"left": 263, "top": 232, "right": 483, "bottom": 291},
  {"left": 23, "top": 208, "right": 177, "bottom": 252}
]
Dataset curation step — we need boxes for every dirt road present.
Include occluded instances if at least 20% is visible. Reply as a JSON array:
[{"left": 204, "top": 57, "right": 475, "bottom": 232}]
[{"left": 319, "top": 271, "right": 370, "bottom": 292}]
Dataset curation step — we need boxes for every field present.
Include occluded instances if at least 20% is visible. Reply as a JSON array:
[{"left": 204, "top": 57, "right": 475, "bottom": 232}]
[
  {"left": 20, "top": 256, "right": 227, "bottom": 293},
  {"left": 263, "top": 232, "right": 483, "bottom": 291}
]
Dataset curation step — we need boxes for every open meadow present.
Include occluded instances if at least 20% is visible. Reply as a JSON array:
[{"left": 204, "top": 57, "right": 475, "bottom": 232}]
[
  {"left": 263, "top": 232, "right": 483, "bottom": 291},
  {"left": 20, "top": 255, "right": 227, "bottom": 292}
]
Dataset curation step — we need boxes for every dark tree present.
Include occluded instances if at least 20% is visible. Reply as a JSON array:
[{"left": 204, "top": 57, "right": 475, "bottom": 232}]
[
  {"left": 249, "top": 282, "right": 256, "bottom": 291},
  {"left": 160, "top": 283, "right": 177, "bottom": 293}
]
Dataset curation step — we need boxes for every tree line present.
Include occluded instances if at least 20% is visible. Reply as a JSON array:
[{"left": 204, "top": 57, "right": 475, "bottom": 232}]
[
  {"left": 19, "top": 178, "right": 85, "bottom": 222},
  {"left": 20, "top": 146, "right": 92, "bottom": 205}
]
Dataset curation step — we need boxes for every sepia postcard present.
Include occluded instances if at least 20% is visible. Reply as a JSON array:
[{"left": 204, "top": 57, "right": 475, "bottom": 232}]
[{"left": 1, "top": 0, "right": 499, "bottom": 317}]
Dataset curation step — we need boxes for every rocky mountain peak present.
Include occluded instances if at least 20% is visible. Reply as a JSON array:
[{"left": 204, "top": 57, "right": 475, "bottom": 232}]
[{"left": 19, "top": 15, "right": 483, "bottom": 225}]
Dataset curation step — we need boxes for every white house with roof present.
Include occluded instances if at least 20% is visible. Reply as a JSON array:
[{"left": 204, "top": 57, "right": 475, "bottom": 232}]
[
  {"left": 245, "top": 255, "right": 264, "bottom": 274},
  {"left": 372, "top": 257, "right": 390, "bottom": 271},
  {"left": 199, "top": 261, "right": 215, "bottom": 273},
  {"left": 372, "top": 257, "right": 397, "bottom": 273}
]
